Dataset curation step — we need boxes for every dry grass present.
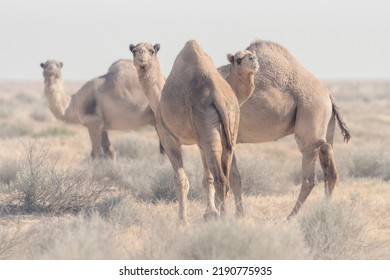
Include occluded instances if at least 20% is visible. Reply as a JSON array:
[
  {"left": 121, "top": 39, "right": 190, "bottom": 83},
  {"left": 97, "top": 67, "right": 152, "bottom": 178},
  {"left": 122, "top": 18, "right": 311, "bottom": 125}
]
[{"left": 0, "top": 80, "right": 389, "bottom": 260}]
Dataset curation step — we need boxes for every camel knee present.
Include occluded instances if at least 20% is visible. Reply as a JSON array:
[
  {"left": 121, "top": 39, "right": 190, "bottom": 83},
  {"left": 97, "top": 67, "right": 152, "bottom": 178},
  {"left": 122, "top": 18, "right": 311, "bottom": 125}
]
[{"left": 174, "top": 169, "right": 190, "bottom": 194}]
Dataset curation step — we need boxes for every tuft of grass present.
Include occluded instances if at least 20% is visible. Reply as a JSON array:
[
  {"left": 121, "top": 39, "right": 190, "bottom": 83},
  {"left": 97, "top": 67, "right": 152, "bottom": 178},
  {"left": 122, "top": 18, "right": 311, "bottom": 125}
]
[
  {"left": 32, "top": 126, "right": 76, "bottom": 137},
  {"left": 0, "top": 159, "right": 19, "bottom": 185},
  {"left": 90, "top": 155, "right": 204, "bottom": 203},
  {"left": 15, "top": 92, "right": 35, "bottom": 103},
  {"left": 346, "top": 148, "right": 390, "bottom": 180},
  {"left": 237, "top": 155, "right": 287, "bottom": 195},
  {"left": 30, "top": 110, "right": 51, "bottom": 122},
  {"left": 0, "top": 105, "right": 12, "bottom": 119},
  {"left": 0, "top": 122, "right": 31, "bottom": 138},
  {"left": 0, "top": 220, "right": 24, "bottom": 259},
  {"left": 174, "top": 219, "right": 309, "bottom": 260},
  {"left": 299, "top": 199, "right": 366, "bottom": 259},
  {"left": 114, "top": 133, "right": 160, "bottom": 159},
  {"left": 14, "top": 213, "right": 129, "bottom": 259}
]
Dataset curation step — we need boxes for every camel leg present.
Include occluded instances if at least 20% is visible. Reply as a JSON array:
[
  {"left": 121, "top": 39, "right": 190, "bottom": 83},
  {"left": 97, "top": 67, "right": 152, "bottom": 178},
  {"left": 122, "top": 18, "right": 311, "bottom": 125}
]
[
  {"left": 199, "top": 149, "right": 219, "bottom": 219},
  {"left": 319, "top": 143, "right": 338, "bottom": 197},
  {"left": 230, "top": 154, "right": 244, "bottom": 216},
  {"left": 201, "top": 144, "right": 229, "bottom": 217},
  {"left": 87, "top": 123, "right": 104, "bottom": 159},
  {"left": 159, "top": 132, "right": 190, "bottom": 224},
  {"left": 288, "top": 141, "right": 321, "bottom": 218},
  {"left": 101, "top": 130, "right": 116, "bottom": 159}
]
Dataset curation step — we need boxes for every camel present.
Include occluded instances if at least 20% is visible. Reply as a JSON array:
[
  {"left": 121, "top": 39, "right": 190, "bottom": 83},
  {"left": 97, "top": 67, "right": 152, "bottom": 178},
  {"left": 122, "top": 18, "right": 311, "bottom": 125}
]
[
  {"left": 40, "top": 59, "right": 155, "bottom": 159},
  {"left": 130, "top": 40, "right": 259, "bottom": 223},
  {"left": 218, "top": 40, "right": 352, "bottom": 218}
]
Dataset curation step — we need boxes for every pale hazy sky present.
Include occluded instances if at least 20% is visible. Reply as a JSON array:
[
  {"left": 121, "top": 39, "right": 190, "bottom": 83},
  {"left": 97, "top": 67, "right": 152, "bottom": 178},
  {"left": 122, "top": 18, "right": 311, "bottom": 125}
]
[{"left": 0, "top": 0, "right": 389, "bottom": 81}]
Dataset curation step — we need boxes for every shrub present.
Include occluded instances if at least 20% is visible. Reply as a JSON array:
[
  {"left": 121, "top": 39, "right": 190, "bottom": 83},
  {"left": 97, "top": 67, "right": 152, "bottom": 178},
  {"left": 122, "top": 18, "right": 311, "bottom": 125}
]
[
  {"left": 237, "top": 155, "right": 288, "bottom": 195},
  {"left": 299, "top": 199, "right": 366, "bottom": 259},
  {"left": 346, "top": 148, "right": 390, "bottom": 180},
  {"left": 114, "top": 133, "right": 160, "bottom": 159},
  {"left": 4, "top": 141, "right": 112, "bottom": 214}
]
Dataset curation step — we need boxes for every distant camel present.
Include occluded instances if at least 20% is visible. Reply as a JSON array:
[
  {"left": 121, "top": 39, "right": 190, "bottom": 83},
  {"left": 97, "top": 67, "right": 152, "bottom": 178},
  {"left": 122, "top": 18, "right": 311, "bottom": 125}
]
[
  {"left": 130, "top": 41, "right": 258, "bottom": 223},
  {"left": 40, "top": 59, "right": 155, "bottom": 159},
  {"left": 218, "top": 40, "right": 351, "bottom": 218}
]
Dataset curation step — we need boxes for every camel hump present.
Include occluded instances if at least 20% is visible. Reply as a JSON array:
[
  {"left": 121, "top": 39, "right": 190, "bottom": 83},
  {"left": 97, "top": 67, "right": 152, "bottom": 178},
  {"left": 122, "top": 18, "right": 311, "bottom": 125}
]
[{"left": 171, "top": 40, "right": 239, "bottom": 151}]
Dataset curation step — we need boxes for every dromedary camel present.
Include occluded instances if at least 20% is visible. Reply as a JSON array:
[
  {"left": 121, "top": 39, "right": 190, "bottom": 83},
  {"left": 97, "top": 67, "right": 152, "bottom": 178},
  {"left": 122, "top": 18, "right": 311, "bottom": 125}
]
[
  {"left": 130, "top": 40, "right": 259, "bottom": 223},
  {"left": 218, "top": 40, "right": 351, "bottom": 218},
  {"left": 40, "top": 59, "right": 155, "bottom": 159}
]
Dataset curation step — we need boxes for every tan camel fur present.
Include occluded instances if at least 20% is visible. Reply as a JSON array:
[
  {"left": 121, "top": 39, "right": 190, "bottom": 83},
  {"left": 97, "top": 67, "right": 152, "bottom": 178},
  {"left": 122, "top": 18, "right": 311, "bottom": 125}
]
[
  {"left": 218, "top": 40, "right": 351, "bottom": 218},
  {"left": 40, "top": 59, "right": 155, "bottom": 159},
  {"left": 130, "top": 41, "right": 258, "bottom": 223}
]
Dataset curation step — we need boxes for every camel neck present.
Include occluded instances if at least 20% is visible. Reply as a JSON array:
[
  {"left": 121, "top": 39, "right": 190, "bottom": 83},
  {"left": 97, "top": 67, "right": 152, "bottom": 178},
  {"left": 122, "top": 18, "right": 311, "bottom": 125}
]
[
  {"left": 227, "top": 69, "right": 255, "bottom": 106},
  {"left": 138, "top": 64, "right": 165, "bottom": 115},
  {"left": 44, "top": 78, "right": 72, "bottom": 121}
]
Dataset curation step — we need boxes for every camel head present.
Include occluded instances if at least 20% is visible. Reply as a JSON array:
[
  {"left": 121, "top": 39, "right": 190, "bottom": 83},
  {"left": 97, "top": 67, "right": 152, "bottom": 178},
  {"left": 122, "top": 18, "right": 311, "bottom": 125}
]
[
  {"left": 227, "top": 50, "right": 259, "bottom": 77},
  {"left": 40, "top": 60, "right": 63, "bottom": 83},
  {"left": 225, "top": 50, "right": 259, "bottom": 105},
  {"left": 129, "top": 42, "right": 160, "bottom": 72}
]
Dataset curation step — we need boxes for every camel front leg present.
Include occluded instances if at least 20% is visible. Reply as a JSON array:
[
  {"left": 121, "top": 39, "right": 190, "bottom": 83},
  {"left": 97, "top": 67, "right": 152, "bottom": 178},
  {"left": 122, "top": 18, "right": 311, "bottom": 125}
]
[
  {"left": 101, "top": 130, "right": 116, "bottom": 159},
  {"left": 87, "top": 123, "right": 104, "bottom": 159},
  {"left": 159, "top": 132, "right": 190, "bottom": 224}
]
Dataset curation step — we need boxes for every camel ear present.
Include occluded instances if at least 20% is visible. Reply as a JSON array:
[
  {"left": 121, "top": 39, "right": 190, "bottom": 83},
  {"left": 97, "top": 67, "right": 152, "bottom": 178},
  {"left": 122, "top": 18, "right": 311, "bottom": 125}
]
[
  {"left": 227, "top": 54, "right": 234, "bottom": 64},
  {"left": 129, "top": 44, "right": 136, "bottom": 53},
  {"left": 154, "top": 44, "right": 160, "bottom": 54},
  {"left": 59, "top": 62, "right": 63, "bottom": 68},
  {"left": 40, "top": 63, "right": 46, "bottom": 69}
]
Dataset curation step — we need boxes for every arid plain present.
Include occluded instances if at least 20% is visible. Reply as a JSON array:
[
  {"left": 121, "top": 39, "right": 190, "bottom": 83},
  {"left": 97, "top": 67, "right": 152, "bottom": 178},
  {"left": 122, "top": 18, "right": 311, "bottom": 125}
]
[{"left": 0, "top": 78, "right": 389, "bottom": 259}]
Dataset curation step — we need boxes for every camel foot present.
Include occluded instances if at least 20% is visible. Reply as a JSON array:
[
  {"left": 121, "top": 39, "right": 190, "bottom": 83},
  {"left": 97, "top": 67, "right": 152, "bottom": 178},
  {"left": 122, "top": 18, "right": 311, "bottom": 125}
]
[
  {"left": 235, "top": 209, "right": 244, "bottom": 218},
  {"left": 287, "top": 211, "right": 297, "bottom": 221},
  {"left": 203, "top": 210, "right": 220, "bottom": 221}
]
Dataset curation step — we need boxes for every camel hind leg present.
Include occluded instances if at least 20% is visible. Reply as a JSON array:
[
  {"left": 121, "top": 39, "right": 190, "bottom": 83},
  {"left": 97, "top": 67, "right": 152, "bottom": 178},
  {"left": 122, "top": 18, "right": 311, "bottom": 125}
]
[
  {"left": 319, "top": 142, "right": 338, "bottom": 196},
  {"left": 229, "top": 154, "right": 244, "bottom": 217},
  {"left": 288, "top": 141, "right": 320, "bottom": 218},
  {"left": 321, "top": 111, "right": 338, "bottom": 196}
]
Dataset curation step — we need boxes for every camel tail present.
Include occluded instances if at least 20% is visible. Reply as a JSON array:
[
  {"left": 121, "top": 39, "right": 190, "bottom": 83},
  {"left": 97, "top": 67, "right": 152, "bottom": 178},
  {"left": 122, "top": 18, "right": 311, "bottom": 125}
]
[
  {"left": 330, "top": 94, "right": 351, "bottom": 143},
  {"left": 212, "top": 92, "right": 237, "bottom": 152}
]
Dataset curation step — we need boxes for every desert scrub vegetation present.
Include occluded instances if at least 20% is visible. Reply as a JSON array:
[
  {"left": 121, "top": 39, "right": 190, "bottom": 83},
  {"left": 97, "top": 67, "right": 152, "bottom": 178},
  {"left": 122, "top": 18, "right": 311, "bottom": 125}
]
[
  {"left": 0, "top": 122, "right": 31, "bottom": 138},
  {"left": 299, "top": 199, "right": 366, "bottom": 259},
  {"left": 344, "top": 147, "right": 390, "bottom": 180},
  {"left": 32, "top": 126, "right": 76, "bottom": 138},
  {"left": 1, "top": 141, "right": 113, "bottom": 215}
]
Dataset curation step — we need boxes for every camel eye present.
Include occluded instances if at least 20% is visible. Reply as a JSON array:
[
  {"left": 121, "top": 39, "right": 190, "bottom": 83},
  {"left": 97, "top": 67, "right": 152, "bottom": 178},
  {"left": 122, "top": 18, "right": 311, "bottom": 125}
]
[
  {"left": 237, "top": 58, "right": 242, "bottom": 64},
  {"left": 249, "top": 56, "right": 253, "bottom": 60},
  {"left": 150, "top": 49, "right": 155, "bottom": 55}
]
